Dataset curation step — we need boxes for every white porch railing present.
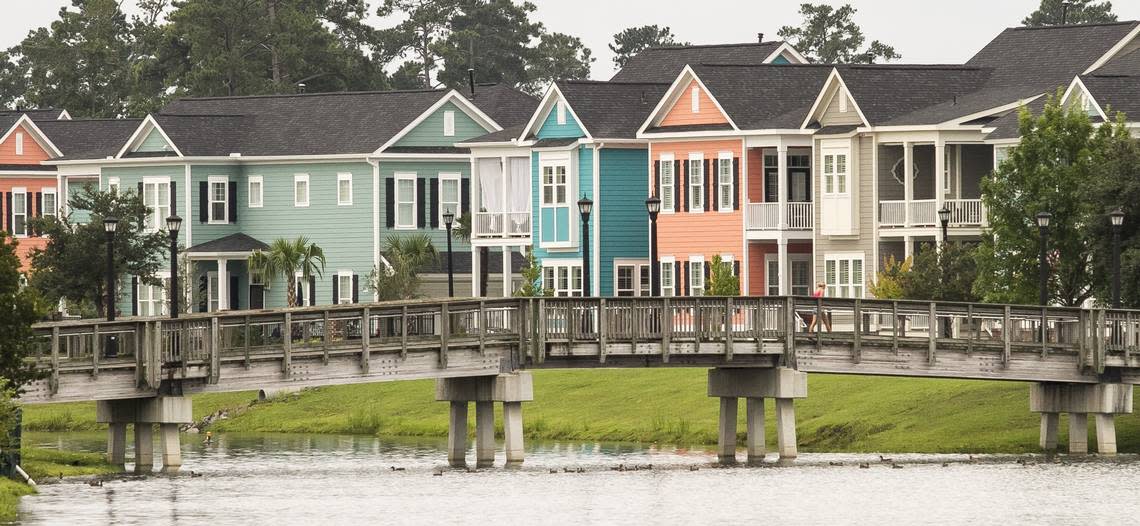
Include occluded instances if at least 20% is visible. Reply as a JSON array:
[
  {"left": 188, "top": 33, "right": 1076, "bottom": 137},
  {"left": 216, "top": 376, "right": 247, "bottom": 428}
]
[
  {"left": 909, "top": 200, "right": 937, "bottom": 226},
  {"left": 473, "top": 211, "right": 531, "bottom": 239},
  {"left": 880, "top": 199, "right": 986, "bottom": 228},
  {"left": 879, "top": 201, "right": 907, "bottom": 226},
  {"left": 946, "top": 199, "right": 985, "bottom": 226},
  {"left": 746, "top": 202, "right": 813, "bottom": 231}
]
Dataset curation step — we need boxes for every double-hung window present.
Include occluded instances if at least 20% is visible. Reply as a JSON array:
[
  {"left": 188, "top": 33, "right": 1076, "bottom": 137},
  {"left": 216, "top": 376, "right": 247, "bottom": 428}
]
[
  {"left": 142, "top": 178, "right": 170, "bottom": 231},
  {"left": 248, "top": 176, "right": 263, "bottom": 208},
  {"left": 137, "top": 272, "right": 170, "bottom": 317},
  {"left": 541, "top": 164, "right": 568, "bottom": 206},
  {"left": 689, "top": 255, "right": 705, "bottom": 296},
  {"left": 294, "top": 273, "right": 311, "bottom": 307},
  {"left": 294, "top": 174, "right": 309, "bottom": 207},
  {"left": 11, "top": 188, "right": 27, "bottom": 237},
  {"left": 438, "top": 173, "right": 461, "bottom": 225},
  {"left": 688, "top": 154, "right": 704, "bottom": 212},
  {"left": 337, "top": 271, "right": 353, "bottom": 304},
  {"left": 208, "top": 176, "right": 228, "bottom": 223},
  {"left": 337, "top": 173, "right": 353, "bottom": 206},
  {"left": 107, "top": 177, "right": 120, "bottom": 195},
  {"left": 42, "top": 188, "right": 56, "bottom": 219},
  {"left": 615, "top": 261, "right": 650, "bottom": 297},
  {"left": 395, "top": 173, "right": 417, "bottom": 229},
  {"left": 659, "top": 154, "right": 675, "bottom": 212},
  {"left": 825, "top": 254, "right": 864, "bottom": 298},
  {"left": 822, "top": 152, "right": 848, "bottom": 195},
  {"left": 717, "top": 153, "right": 733, "bottom": 212},
  {"left": 660, "top": 257, "right": 675, "bottom": 297},
  {"left": 542, "top": 262, "right": 582, "bottom": 297}
]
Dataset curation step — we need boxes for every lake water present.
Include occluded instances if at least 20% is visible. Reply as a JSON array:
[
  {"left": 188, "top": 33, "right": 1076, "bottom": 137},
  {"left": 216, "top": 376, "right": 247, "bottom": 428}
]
[{"left": 18, "top": 432, "right": 1140, "bottom": 525}]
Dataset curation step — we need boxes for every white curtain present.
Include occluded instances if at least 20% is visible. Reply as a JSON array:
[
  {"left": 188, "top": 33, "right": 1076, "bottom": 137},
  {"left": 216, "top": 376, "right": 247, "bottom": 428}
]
[
  {"left": 478, "top": 158, "right": 503, "bottom": 213},
  {"left": 508, "top": 157, "right": 531, "bottom": 212}
]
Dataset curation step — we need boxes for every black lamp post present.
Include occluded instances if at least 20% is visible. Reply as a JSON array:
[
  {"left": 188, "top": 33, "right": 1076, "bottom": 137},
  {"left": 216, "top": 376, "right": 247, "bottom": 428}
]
[
  {"left": 443, "top": 208, "right": 455, "bottom": 298},
  {"left": 646, "top": 196, "right": 661, "bottom": 295},
  {"left": 166, "top": 215, "right": 182, "bottom": 318},
  {"left": 938, "top": 206, "right": 951, "bottom": 245},
  {"left": 103, "top": 216, "right": 119, "bottom": 357},
  {"left": 1110, "top": 208, "right": 1125, "bottom": 308},
  {"left": 1036, "top": 211, "right": 1052, "bottom": 306},
  {"left": 578, "top": 197, "right": 593, "bottom": 297}
]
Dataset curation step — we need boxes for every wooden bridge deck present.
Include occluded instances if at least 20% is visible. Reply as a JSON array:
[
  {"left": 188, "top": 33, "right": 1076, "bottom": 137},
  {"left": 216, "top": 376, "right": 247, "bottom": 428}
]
[{"left": 21, "top": 297, "right": 1140, "bottom": 403}]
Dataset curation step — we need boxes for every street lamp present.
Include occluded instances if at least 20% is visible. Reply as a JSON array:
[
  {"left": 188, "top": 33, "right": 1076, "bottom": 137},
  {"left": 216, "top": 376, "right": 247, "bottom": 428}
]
[
  {"left": 1036, "top": 211, "right": 1052, "bottom": 306},
  {"left": 1110, "top": 208, "right": 1125, "bottom": 308},
  {"left": 166, "top": 215, "right": 182, "bottom": 318},
  {"left": 443, "top": 208, "right": 455, "bottom": 298},
  {"left": 578, "top": 197, "right": 593, "bottom": 297},
  {"left": 646, "top": 196, "right": 661, "bottom": 295},
  {"left": 103, "top": 216, "right": 119, "bottom": 358},
  {"left": 938, "top": 206, "right": 951, "bottom": 245}
]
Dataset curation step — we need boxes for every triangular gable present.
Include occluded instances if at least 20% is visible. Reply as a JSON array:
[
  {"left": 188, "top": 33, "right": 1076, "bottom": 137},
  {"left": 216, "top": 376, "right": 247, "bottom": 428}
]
[
  {"left": 393, "top": 100, "right": 496, "bottom": 148},
  {"left": 0, "top": 114, "right": 62, "bottom": 161},
  {"left": 117, "top": 115, "right": 183, "bottom": 158},
  {"left": 1061, "top": 77, "right": 1108, "bottom": 121},
  {"left": 517, "top": 84, "right": 590, "bottom": 141},
  {"left": 801, "top": 69, "right": 870, "bottom": 128},
  {"left": 763, "top": 42, "right": 810, "bottom": 65},
  {"left": 637, "top": 66, "right": 738, "bottom": 134},
  {"left": 378, "top": 90, "right": 502, "bottom": 153}
]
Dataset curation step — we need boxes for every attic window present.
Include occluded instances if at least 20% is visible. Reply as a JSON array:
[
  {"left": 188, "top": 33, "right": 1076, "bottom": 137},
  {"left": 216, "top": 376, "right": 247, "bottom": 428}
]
[
  {"left": 691, "top": 87, "right": 700, "bottom": 113},
  {"left": 443, "top": 110, "right": 455, "bottom": 137},
  {"left": 14, "top": 132, "right": 23, "bottom": 155},
  {"left": 556, "top": 101, "right": 566, "bottom": 125},
  {"left": 839, "top": 91, "right": 848, "bottom": 113}
]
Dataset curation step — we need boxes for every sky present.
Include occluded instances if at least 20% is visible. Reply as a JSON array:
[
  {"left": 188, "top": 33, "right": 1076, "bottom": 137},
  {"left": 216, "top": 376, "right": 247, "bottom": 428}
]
[{"left": 4, "top": 0, "right": 1140, "bottom": 80}]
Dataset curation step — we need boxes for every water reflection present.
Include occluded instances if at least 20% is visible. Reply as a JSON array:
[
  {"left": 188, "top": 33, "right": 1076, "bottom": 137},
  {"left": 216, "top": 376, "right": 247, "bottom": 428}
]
[{"left": 19, "top": 432, "right": 1140, "bottom": 525}]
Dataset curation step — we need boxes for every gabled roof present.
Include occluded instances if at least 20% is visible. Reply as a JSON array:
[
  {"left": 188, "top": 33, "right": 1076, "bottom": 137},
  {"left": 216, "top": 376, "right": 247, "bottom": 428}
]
[
  {"left": 967, "top": 22, "right": 1139, "bottom": 91},
  {"left": 686, "top": 64, "right": 833, "bottom": 130},
  {"left": 466, "top": 84, "right": 540, "bottom": 127},
  {"left": 611, "top": 41, "right": 797, "bottom": 83},
  {"left": 1093, "top": 46, "right": 1140, "bottom": 76},
  {"left": 457, "top": 124, "right": 527, "bottom": 146},
  {"left": 36, "top": 118, "right": 143, "bottom": 160},
  {"left": 0, "top": 113, "right": 64, "bottom": 158},
  {"left": 555, "top": 80, "right": 670, "bottom": 138},
  {"left": 1078, "top": 74, "right": 1140, "bottom": 120},
  {"left": 0, "top": 108, "right": 69, "bottom": 122},
  {"left": 187, "top": 233, "right": 269, "bottom": 254},
  {"left": 826, "top": 65, "right": 992, "bottom": 126}
]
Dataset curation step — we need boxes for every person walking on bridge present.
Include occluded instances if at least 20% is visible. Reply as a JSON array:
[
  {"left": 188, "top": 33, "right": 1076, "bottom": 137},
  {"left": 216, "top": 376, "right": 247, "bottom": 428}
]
[{"left": 807, "top": 282, "right": 832, "bottom": 333}]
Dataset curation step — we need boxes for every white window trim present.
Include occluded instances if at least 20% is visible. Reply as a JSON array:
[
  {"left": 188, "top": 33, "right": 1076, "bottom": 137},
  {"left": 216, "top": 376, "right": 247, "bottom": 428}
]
[
  {"left": 136, "top": 271, "right": 171, "bottom": 317},
  {"left": 821, "top": 148, "right": 849, "bottom": 196},
  {"left": 207, "top": 175, "right": 229, "bottom": 224},
  {"left": 14, "top": 132, "right": 23, "bottom": 156},
  {"left": 141, "top": 176, "right": 171, "bottom": 232},
  {"left": 538, "top": 152, "right": 574, "bottom": 249},
  {"left": 613, "top": 259, "right": 651, "bottom": 297},
  {"left": 688, "top": 153, "right": 704, "bottom": 214},
  {"left": 659, "top": 153, "right": 675, "bottom": 214},
  {"left": 443, "top": 110, "right": 456, "bottom": 137},
  {"left": 689, "top": 255, "right": 705, "bottom": 296},
  {"left": 248, "top": 176, "right": 263, "bottom": 208},
  {"left": 556, "top": 101, "right": 567, "bottom": 125},
  {"left": 717, "top": 152, "right": 733, "bottom": 213},
  {"left": 337, "top": 270, "right": 354, "bottom": 304},
  {"left": 541, "top": 259, "right": 584, "bottom": 297},
  {"left": 838, "top": 90, "right": 848, "bottom": 113},
  {"left": 394, "top": 172, "right": 418, "bottom": 230},
  {"left": 294, "top": 174, "right": 310, "bottom": 207},
  {"left": 660, "top": 255, "right": 676, "bottom": 296},
  {"left": 337, "top": 172, "right": 353, "bottom": 206},
  {"left": 824, "top": 252, "right": 865, "bottom": 299},
  {"left": 107, "top": 177, "right": 120, "bottom": 194},
  {"left": 691, "top": 86, "right": 700, "bottom": 113},
  {"left": 437, "top": 172, "right": 461, "bottom": 229},
  {"left": 42, "top": 187, "right": 57, "bottom": 218},
  {"left": 294, "top": 271, "right": 312, "bottom": 307},
  {"left": 11, "top": 187, "right": 27, "bottom": 238}
]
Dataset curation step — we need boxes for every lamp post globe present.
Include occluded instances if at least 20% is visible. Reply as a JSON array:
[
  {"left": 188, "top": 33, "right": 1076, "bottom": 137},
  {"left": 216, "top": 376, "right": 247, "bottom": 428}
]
[
  {"left": 167, "top": 215, "right": 182, "bottom": 318},
  {"left": 578, "top": 197, "right": 593, "bottom": 297},
  {"left": 1110, "top": 208, "right": 1124, "bottom": 308},
  {"left": 444, "top": 208, "right": 455, "bottom": 298},
  {"left": 646, "top": 197, "right": 661, "bottom": 294},
  {"left": 1036, "top": 211, "right": 1052, "bottom": 305},
  {"left": 103, "top": 216, "right": 119, "bottom": 357},
  {"left": 938, "top": 206, "right": 950, "bottom": 244}
]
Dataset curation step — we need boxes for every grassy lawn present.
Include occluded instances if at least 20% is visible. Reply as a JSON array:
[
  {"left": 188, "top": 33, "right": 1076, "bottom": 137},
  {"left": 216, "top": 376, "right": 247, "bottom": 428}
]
[
  {"left": 22, "top": 370, "right": 1140, "bottom": 454},
  {"left": 0, "top": 478, "right": 35, "bottom": 522}
]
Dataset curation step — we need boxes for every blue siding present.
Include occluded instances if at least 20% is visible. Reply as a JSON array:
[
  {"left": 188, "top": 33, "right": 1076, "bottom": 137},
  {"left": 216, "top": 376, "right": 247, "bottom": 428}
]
[
  {"left": 771, "top": 55, "right": 791, "bottom": 65},
  {"left": 535, "top": 102, "right": 585, "bottom": 139},
  {"left": 598, "top": 148, "right": 650, "bottom": 296},
  {"left": 533, "top": 146, "right": 594, "bottom": 290}
]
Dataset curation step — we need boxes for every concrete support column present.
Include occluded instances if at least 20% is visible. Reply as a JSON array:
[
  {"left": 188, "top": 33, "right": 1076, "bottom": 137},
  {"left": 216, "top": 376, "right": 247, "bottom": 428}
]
[
  {"left": 475, "top": 401, "right": 495, "bottom": 468},
  {"left": 717, "top": 397, "right": 738, "bottom": 465},
  {"left": 775, "top": 398, "right": 798, "bottom": 463},
  {"left": 1095, "top": 414, "right": 1117, "bottom": 456},
  {"left": 777, "top": 239, "right": 789, "bottom": 296},
  {"left": 107, "top": 423, "right": 127, "bottom": 467},
  {"left": 217, "top": 258, "right": 228, "bottom": 310},
  {"left": 159, "top": 423, "right": 182, "bottom": 472},
  {"left": 134, "top": 423, "right": 154, "bottom": 473},
  {"left": 503, "top": 401, "right": 524, "bottom": 465},
  {"left": 745, "top": 397, "right": 766, "bottom": 465},
  {"left": 1039, "top": 412, "right": 1059, "bottom": 451},
  {"left": 447, "top": 401, "right": 468, "bottom": 468},
  {"left": 1068, "top": 413, "right": 1088, "bottom": 455}
]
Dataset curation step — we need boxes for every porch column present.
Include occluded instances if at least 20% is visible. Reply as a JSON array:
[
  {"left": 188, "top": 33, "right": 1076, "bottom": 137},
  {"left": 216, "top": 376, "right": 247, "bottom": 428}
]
[
  {"left": 777, "top": 239, "right": 789, "bottom": 295},
  {"left": 217, "top": 258, "right": 228, "bottom": 310},
  {"left": 502, "top": 247, "right": 512, "bottom": 297},
  {"left": 470, "top": 246, "right": 481, "bottom": 297},
  {"left": 903, "top": 235, "right": 913, "bottom": 261},
  {"left": 935, "top": 138, "right": 946, "bottom": 239},
  {"left": 903, "top": 142, "right": 913, "bottom": 227},
  {"left": 777, "top": 144, "right": 788, "bottom": 229}
]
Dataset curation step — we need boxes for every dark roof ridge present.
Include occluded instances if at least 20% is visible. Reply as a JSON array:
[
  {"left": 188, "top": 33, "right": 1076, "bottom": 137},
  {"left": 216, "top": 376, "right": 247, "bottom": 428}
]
[
  {"left": 696, "top": 62, "right": 833, "bottom": 68},
  {"left": 644, "top": 41, "right": 783, "bottom": 52},
  {"left": 843, "top": 64, "right": 988, "bottom": 70},
  {"left": 39, "top": 117, "right": 142, "bottom": 122},
  {"left": 1085, "top": 72, "right": 1138, "bottom": 78},
  {"left": 557, "top": 79, "right": 670, "bottom": 86},
  {"left": 157, "top": 112, "right": 247, "bottom": 118},
  {"left": 175, "top": 87, "right": 449, "bottom": 102},
  {"left": 1008, "top": 20, "right": 1138, "bottom": 31}
]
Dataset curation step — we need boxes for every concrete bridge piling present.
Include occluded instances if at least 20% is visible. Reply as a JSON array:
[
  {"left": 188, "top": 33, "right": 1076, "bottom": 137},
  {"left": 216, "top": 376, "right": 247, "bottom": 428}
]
[
  {"left": 708, "top": 367, "right": 807, "bottom": 465},
  {"left": 1030, "top": 382, "right": 1132, "bottom": 456},
  {"left": 436, "top": 372, "right": 533, "bottom": 467},
  {"left": 96, "top": 396, "right": 193, "bottom": 473}
]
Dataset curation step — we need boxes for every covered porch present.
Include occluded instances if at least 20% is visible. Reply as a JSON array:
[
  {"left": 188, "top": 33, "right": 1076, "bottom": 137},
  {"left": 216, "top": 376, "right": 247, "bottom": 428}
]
[
  {"left": 185, "top": 233, "right": 269, "bottom": 312},
  {"left": 877, "top": 142, "right": 991, "bottom": 232},
  {"left": 470, "top": 155, "right": 532, "bottom": 243},
  {"left": 744, "top": 139, "right": 814, "bottom": 233},
  {"left": 747, "top": 240, "right": 814, "bottom": 297}
]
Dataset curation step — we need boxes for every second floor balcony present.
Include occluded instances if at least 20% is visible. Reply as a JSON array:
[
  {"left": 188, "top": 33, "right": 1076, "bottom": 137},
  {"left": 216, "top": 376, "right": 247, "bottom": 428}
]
[
  {"left": 879, "top": 198, "right": 986, "bottom": 228},
  {"left": 746, "top": 201, "right": 814, "bottom": 231},
  {"left": 473, "top": 211, "right": 532, "bottom": 239}
]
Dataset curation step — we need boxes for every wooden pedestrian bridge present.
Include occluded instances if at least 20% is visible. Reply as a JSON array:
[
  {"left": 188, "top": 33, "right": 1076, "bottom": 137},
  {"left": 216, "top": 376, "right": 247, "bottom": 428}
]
[{"left": 23, "top": 296, "right": 1140, "bottom": 472}]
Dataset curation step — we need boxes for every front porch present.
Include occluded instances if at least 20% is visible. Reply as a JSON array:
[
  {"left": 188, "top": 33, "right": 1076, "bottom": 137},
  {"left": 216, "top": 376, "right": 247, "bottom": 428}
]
[
  {"left": 745, "top": 145, "right": 814, "bottom": 235},
  {"left": 877, "top": 142, "right": 991, "bottom": 234},
  {"left": 470, "top": 156, "right": 532, "bottom": 244},
  {"left": 747, "top": 240, "right": 813, "bottom": 297},
  {"left": 185, "top": 233, "right": 269, "bottom": 312}
]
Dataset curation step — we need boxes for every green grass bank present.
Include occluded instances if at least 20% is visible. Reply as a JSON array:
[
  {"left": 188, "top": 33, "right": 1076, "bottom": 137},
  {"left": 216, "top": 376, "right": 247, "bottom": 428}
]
[{"left": 23, "top": 370, "right": 1140, "bottom": 454}]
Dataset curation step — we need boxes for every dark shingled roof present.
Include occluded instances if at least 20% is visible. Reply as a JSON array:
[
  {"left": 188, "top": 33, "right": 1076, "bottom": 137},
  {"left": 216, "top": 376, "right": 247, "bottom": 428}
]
[
  {"left": 1093, "top": 46, "right": 1140, "bottom": 76},
  {"left": 0, "top": 164, "right": 54, "bottom": 171},
  {"left": 532, "top": 138, "right": 579, "bottom": 148},
  {"left": 1081, "top": 74, "right": 1140, "bottom": 120},
  {"left": 467, "top": 84, "right": 540, "bottom": 127},
  {"left": 967, "top": 22, "right": 1139, "bottom": 91},
  {"left": 458, "top": 124, "right": 526, "bottom": 145},
  {"left": 689, "top": 64, "right": 833, "bottom": 129},
  {"left": 187, "top": 233, "right": 269, "bottom": 254},
  {"left": 644, "top": 123, "right": 736, "bottom": 134},
  {"left": 419, "top": 250, "right": 527, "bottom": 274},
  {"left": 555, "top": 80, "right": 670, "bottom": 138},
  {"left": 813, "top": 125, "right": 860, "bottom": 135},
  {"left": 611, "top": 41, "right": 787, "bottom": 83},
  {"left": 36, "top": 118, "right": 144, "bottom": 160},
  {"left": 0, "top": 108, "right": 67, "bottom": 122},
  {"left": 832, "top": 65, "right": 992, "bottom": 125},
  {"left": 384, "top": 146, "right": 471, "bottom": 154}
]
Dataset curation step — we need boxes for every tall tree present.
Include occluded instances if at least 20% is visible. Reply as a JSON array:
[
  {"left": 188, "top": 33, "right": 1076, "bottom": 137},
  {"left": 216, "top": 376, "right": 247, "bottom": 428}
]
[
  {"left": 248, "top": 237, "right": 326, "bottom": 307},
  {"left": 1023, "top": 0, "right": 1117, "bottom": 26},
  {"left": 377, "top": 0, "right": 461, "bottom": 88},
  {"left": 609, "top": 25, "right": 688, "bottom": 69},
  {"left": 974, "top": 92, "right": 1131, "bottom": 306},
  {"left": 1088, "top": 127, "right": 1140, "bottom": 307},
  {"left": 777, "top": 3, "right": 900, "bottom": 64},
  {"left": 435, "top": 0, "right": 543, "bottom": 92},
  {"left": 28, "top": 187, "right": 168, "bottom": 317},
  {"left": 0, "top": 233, "right": 46, "bottom": 393},
  {"left": 524, "top": 32, "right": 593, "bottom": 95}
]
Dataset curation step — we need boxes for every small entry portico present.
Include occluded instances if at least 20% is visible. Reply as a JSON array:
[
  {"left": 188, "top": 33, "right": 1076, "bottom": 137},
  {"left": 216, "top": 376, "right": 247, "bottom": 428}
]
[{"left": 185, "top": 233, "right": 269, "bottom": 312}]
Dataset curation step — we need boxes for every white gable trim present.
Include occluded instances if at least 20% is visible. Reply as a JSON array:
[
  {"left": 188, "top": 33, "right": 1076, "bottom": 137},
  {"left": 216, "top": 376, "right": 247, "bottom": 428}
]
[
  {"left": 1060, "top": 77, "right": 1109, "bottom": 121},
  {"left": 374, "top": 90, "right": 503, "bottom": 154},
  {"left": 517, "top": 83, "right": 593, "bottom": 141},
  {"left": 116, "top": 115, "right": 184, "bottom": 159},
  {"left": 0, "top": 114, "right": 63, "bottom": 158},
  {"left": 635, "top": 65, "right": 739, "bottom": 136},
  {"left": 762, "top": 42, "right": 809, "bottom": 64},
  {"left": 57, "top": 110, "right": 72, "bottom": 121},
  {"left": 801, "top": 69, "right": 870, "bottom": 129},
  {"left": 1083, "top": 23, "right": 1140, "bottom": 74}
]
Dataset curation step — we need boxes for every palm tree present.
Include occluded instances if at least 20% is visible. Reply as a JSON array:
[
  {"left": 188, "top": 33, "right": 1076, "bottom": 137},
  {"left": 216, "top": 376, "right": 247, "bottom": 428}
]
[
  {"left": 452, "top": 213, "right": 490, "bottom": 296},
  {"left": 248, "top": 237, "right": 326, "bottom": 307},
  {"left": 371, "top": 234, "right": 438, "bottom": 300}
]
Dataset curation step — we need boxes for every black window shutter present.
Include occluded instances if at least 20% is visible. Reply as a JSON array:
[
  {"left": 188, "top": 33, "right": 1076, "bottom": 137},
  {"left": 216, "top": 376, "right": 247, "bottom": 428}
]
[
  {"left": 131, "top": 276, "right": 138, "bottom": 316},
  {"left": 732, "top": 158, "right": 740, "bottom": 210},
  {"left": 704, "top": 261, "right": 710, "bottom": 282},
  {"left": 138, "top": 182, "right": 145, "bottom": 226},
  {"left": 332, "top": 276, "right": 339, "bottom": 304},
  {"left": 385, "top": 178, "right": 395, "bottom": 228},
  {"left": 416, "top": 178, "right": 426, "bottom": 228},
  {"left": 460, "top": 179, "right": 470, "bottom": 215},
  {"left": 230, "top": 275, "right": 239, "bottom": 310},
  {"left": 5, "top": 192, "right": 11, "bottom": 233},
  {"left": 32, "top": 192, "right": 41, "bottom": 236},
  {"left": 681, "top": 160, "right": 688, "bottom": 212},
  {"left": 653, "top": 160, "right": 661, "bottom": 199},
  {"left": 674, "top": 261, "right": 681, "bottom": 296},
  {"left": 704, "top": 159, "right": 712, "bottom": 212},
  {"left": 308, "top": 275, "right": 316, "bottom": 306},
  {"left": 429, "top": 177, "right": 439, "bottom": 228},
  {"left": 199, "top": 181, "right": 208, "bottom": 223},
  {"left": 170, "top": 181, "right": 177, "bottom": 216},
  {"left": 733, "top": 260, "right": 740, "bottom": 277},
  {"left": 228, "top": 181, "right": 237, "bottom": 223},
  {"left": 352, "top": 274, "right": 359, "bottom": 303},
  {"left": 712, "top": 163, "right": 719, "bottom": 211}
]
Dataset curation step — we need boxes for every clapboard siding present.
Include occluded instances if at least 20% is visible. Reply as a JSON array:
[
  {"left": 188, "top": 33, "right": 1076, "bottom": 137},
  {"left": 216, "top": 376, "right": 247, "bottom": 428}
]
[
  {"left": 598, "top": 148, "right": 649, "bottom": 296},
  {"left": 813, "top": 136, "right": 876, "bottom": 295},
  {"left": 535, "top": 102, "right": 585, "bottom": 139},
  {"left": 532, "top": 145, "right": 592, "bottom": 265},
  {"left": 136, "top": 128, "right": 175, "bottom": 153},
  {"left": 660, "top": 80, "right": 731, "bottom": 127},
  {"left": 377, "top": 160, "right": 471, "bottom": 252},
  {"left": 393, "top": 101, "right": 492, "bottom": 147},
  {"left": 0, "top": 124, "right": 50, "bottom": 164},
  {"left": 819, "top": 89, "right": 864, "bottom": 126}
]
